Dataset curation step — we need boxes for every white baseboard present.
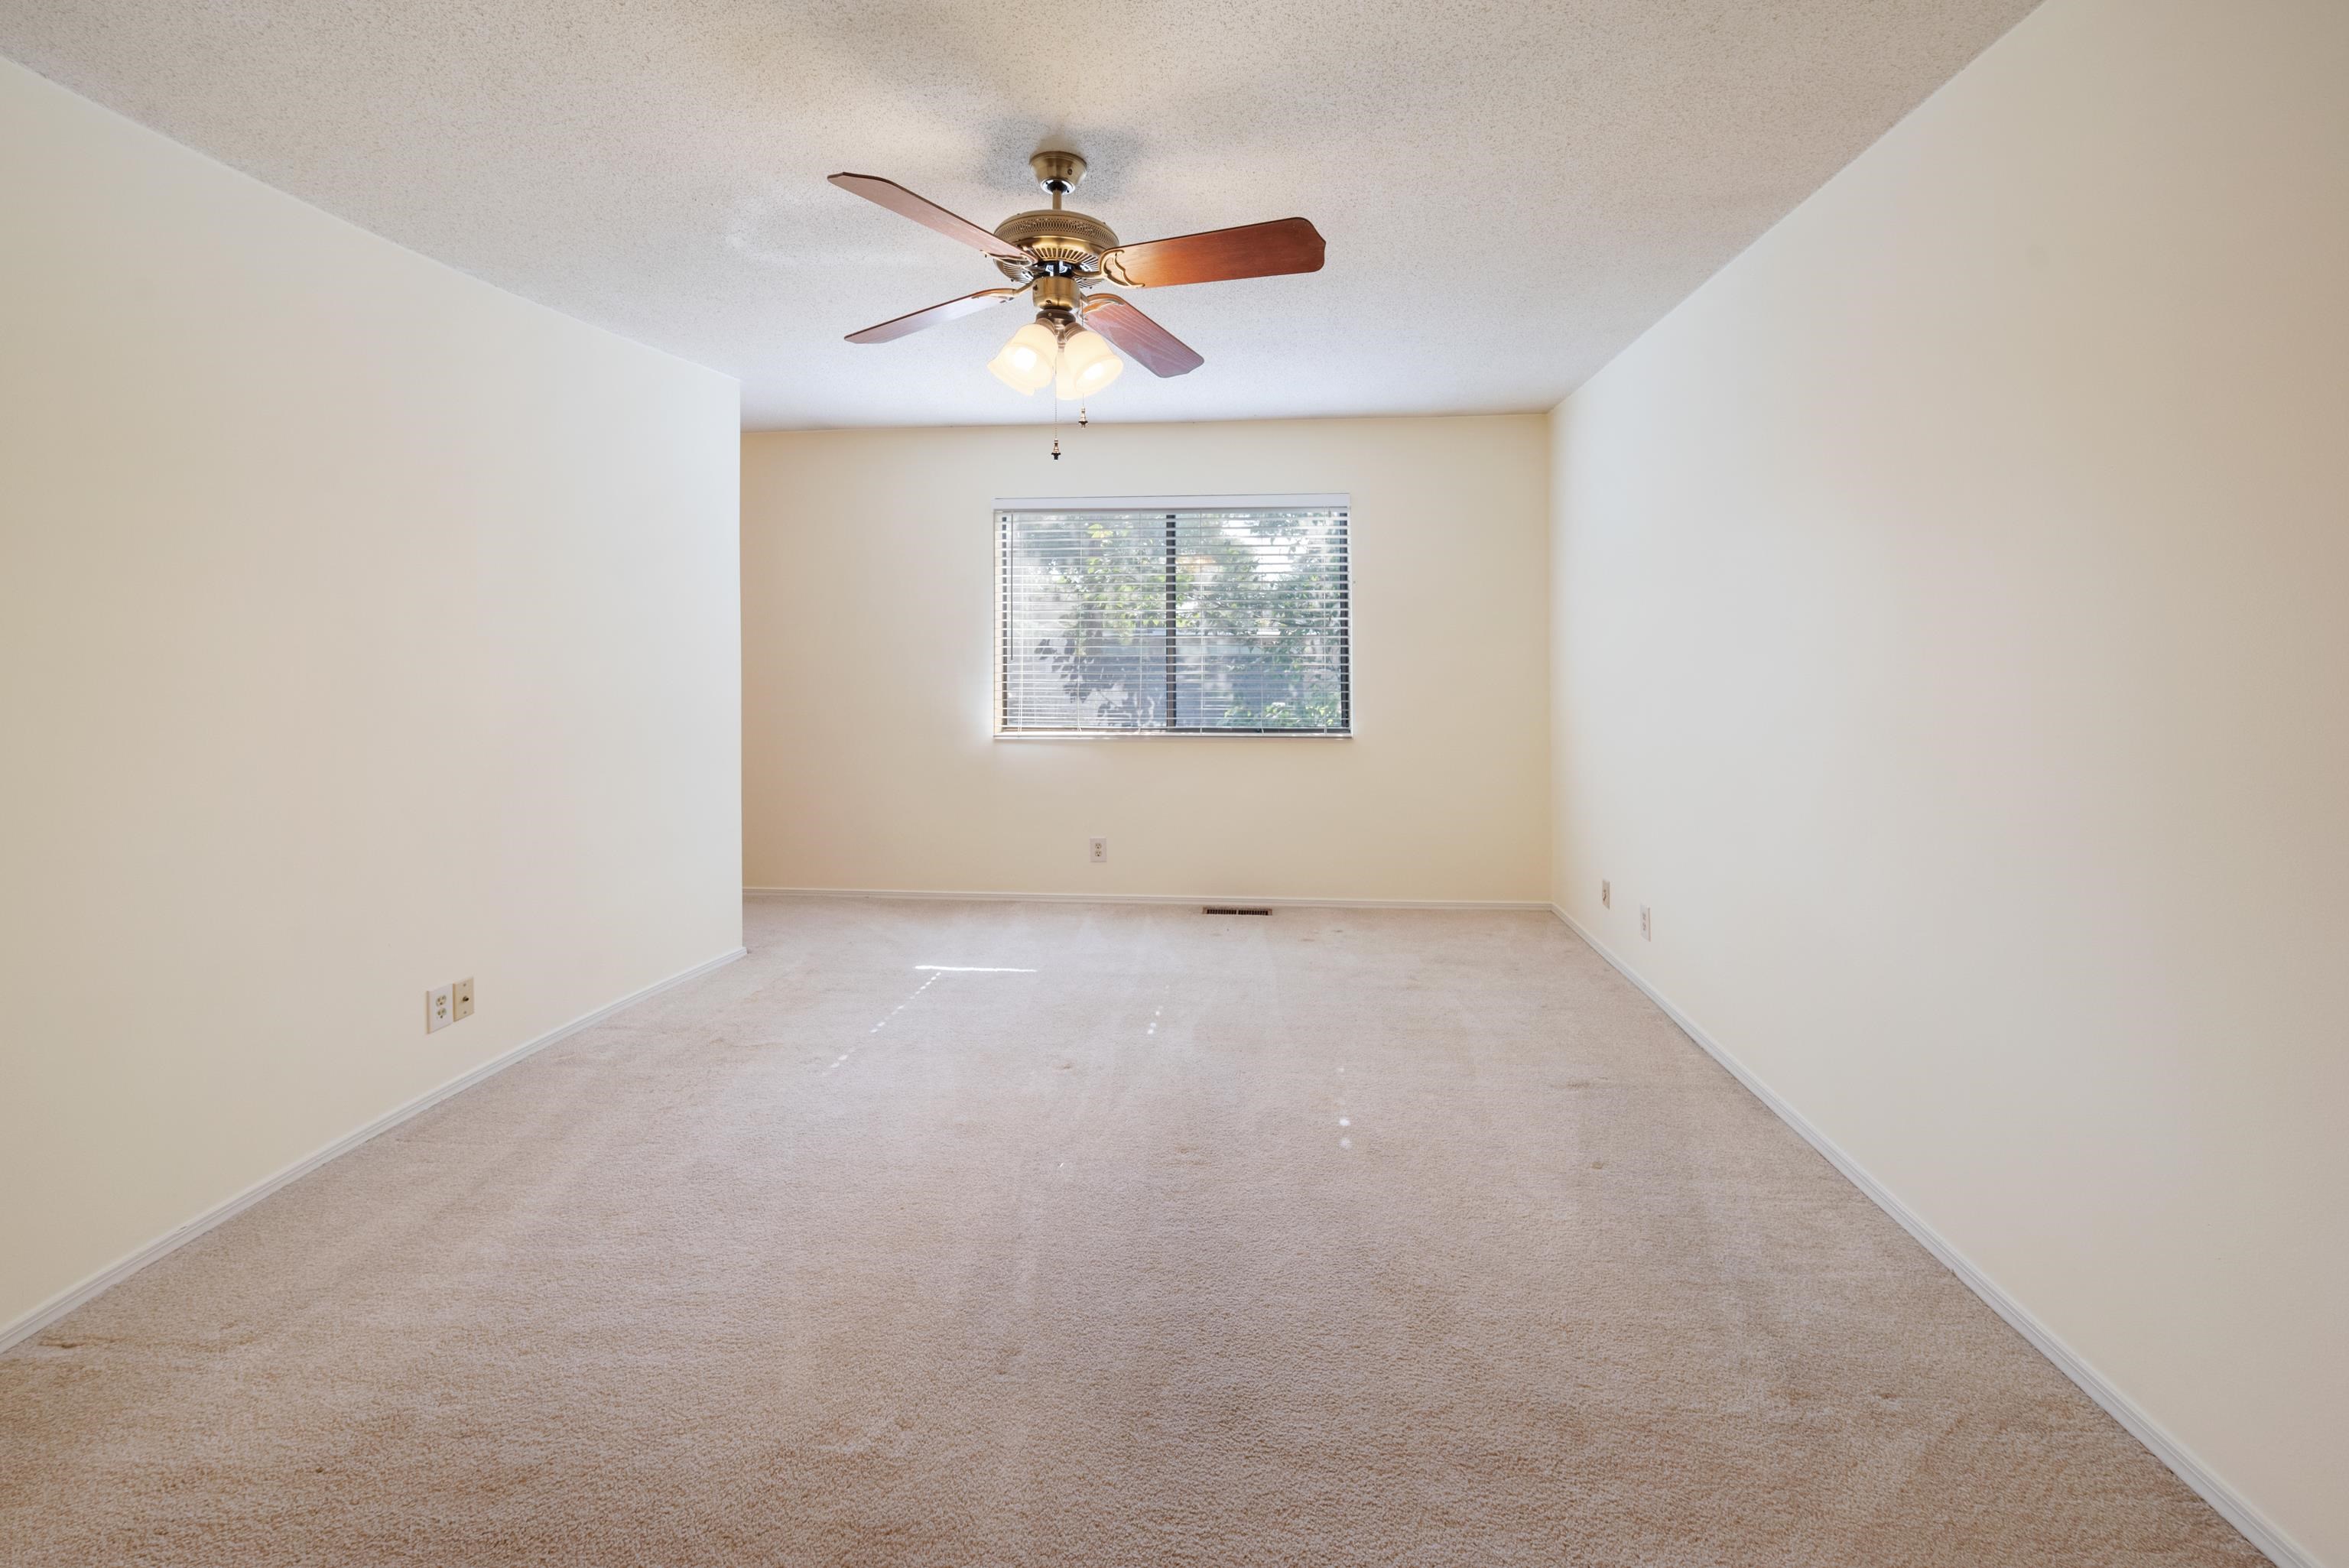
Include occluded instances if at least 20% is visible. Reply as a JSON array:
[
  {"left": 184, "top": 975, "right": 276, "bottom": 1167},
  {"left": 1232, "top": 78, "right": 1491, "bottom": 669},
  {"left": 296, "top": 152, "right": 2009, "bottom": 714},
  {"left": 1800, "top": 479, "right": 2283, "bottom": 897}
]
[
  {"left": 1547, "top": 905, "right": 2314, "bottom": 1568},
  {"left": 0, "top": 945, "right": 746, "bottom": 1357},
  {"left": 746, "top": 885, "right": 1551, "bottom": 911}
]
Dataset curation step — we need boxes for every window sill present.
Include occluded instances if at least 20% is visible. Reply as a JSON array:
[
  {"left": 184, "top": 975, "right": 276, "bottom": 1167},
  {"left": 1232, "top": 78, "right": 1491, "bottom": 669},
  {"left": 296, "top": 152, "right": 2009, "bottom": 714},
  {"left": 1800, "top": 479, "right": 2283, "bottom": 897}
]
[{"left": 991, "top": 730, "right": 1354, "bottom": 742}]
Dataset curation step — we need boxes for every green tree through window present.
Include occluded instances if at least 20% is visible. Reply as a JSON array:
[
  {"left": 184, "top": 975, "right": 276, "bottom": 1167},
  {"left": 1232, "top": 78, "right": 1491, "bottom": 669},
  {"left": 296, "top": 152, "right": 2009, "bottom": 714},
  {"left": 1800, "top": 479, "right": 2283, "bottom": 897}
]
[{"left": 999, "top": 505, "right": 1350, "bottom": 735}]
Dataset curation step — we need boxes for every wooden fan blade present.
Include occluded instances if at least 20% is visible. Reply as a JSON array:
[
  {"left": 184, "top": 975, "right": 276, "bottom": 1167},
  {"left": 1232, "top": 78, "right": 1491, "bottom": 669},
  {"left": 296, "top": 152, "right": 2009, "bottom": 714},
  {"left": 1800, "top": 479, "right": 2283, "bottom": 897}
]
[
  {"left": 845, "top": 287, "right": 1026, "bottom": 344},
  {"left": 1082, "top": 293, "right": 1204, "bottom": 377},
  {"left": 1098, "top": 217, "right": 1324, "bottom": 288},
  {"left": 828, "top": 173, "right": 1025, "bottom": 260}
]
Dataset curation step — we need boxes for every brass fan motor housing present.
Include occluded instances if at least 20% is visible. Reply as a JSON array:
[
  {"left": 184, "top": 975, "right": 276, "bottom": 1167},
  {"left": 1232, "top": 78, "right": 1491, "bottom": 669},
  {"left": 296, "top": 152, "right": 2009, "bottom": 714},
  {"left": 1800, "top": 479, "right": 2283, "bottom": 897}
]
[
  {"left": 993, "top": 209, "right": 1120, "bottom": 281},
  {"left": 830, "top": 146, "right": 1307, "bottom": 378}
]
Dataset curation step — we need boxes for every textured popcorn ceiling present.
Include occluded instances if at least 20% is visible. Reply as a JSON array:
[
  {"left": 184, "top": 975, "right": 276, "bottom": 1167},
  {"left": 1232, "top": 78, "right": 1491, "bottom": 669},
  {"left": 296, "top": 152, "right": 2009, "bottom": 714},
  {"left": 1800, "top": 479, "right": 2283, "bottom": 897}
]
[{"left": 0, "top": 0, "right": 2037, "bottom": 429}]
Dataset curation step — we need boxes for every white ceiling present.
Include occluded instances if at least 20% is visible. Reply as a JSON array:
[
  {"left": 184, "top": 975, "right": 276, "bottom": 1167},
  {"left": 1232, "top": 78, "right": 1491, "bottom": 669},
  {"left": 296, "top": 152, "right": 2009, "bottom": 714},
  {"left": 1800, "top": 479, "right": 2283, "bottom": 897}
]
[{"left": 0, "top": 0, "right": 2035, "bottom": 430}]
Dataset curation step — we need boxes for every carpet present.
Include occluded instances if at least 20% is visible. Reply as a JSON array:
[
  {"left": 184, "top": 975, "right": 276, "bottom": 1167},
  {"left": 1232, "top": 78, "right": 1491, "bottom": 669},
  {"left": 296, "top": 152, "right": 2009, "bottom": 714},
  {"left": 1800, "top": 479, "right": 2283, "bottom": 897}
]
[{"left": 0, "top": 897, "right": 2263, "bottom": 1565}]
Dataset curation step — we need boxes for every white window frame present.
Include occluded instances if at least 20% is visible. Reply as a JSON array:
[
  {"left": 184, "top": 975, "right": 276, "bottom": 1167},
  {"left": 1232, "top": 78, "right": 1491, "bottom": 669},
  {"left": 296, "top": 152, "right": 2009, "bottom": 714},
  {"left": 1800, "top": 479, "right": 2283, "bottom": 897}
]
[{"left": 991, "top": 494, "right": 1354, "bottom": 742}]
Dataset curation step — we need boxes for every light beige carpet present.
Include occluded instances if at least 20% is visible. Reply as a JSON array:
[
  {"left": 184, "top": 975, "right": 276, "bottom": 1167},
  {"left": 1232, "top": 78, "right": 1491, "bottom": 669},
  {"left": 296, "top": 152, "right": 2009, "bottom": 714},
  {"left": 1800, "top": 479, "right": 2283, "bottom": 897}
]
[{"left": 0, "top": 898, "right": 2261, "bottom": 1566}]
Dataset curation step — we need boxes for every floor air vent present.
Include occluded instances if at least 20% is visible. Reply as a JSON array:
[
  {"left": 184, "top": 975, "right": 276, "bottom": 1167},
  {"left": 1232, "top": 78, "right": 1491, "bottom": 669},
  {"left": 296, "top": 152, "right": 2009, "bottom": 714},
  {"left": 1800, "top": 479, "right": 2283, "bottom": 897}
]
[{"left": 1202, "top": 905, "right": 1274, "bottom": 916}]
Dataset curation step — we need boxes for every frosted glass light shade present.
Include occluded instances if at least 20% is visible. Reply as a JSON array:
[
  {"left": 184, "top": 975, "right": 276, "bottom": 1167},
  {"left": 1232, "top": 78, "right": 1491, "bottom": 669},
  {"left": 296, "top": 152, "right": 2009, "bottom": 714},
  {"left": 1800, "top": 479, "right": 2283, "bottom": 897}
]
[
  {"left": 988, "top": 322, "right": 1058, "bottom": 394},
  {"left": 1054, "top": 329, "right": 1124, "bottom": 400}
]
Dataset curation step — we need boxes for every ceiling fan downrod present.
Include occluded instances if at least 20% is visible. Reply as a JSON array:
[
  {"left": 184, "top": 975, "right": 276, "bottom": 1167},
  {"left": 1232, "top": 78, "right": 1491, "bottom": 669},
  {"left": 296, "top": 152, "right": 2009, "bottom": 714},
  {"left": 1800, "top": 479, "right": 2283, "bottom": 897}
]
[{"left": 1032, "top": 149, "right": 1084, "bottom": 211}]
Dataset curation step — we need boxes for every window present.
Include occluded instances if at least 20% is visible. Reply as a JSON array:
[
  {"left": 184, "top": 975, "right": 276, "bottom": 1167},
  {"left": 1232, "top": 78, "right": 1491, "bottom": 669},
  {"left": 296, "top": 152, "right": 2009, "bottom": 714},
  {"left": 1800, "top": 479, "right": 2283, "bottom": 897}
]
[{"left": 996, "top": 500, "right": 1350, "bottom": 736}]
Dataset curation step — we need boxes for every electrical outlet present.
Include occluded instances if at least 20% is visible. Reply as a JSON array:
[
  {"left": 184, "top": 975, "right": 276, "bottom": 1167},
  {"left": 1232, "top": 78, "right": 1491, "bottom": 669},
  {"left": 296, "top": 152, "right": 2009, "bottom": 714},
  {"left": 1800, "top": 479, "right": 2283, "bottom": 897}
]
[
  {"left": 425, "top": 985, "right": 453, "bottom": 1033},
  {"left": 1640, "top": 905, "right": 1652, "bottom": 940},
  {"left": 453, "top": 977, "right": 474, "bottom": 1021},
  {"left": 1600, "top": 879, "right": 1611, "bottom": 909},
  {"left": 1089, "top": 836, "right": 1108, "bottom": 864}
]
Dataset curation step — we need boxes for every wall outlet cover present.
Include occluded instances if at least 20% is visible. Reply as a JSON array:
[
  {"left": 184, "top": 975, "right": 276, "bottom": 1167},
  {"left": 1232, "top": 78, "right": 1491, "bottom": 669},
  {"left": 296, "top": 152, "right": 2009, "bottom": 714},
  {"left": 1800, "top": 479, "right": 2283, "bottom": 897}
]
[
  {"left": 1089, "top": 837, "right": 1108, "bottom": 863},
  {"left": 426, "top": 985, "right": 453, "bottom": 1033},
  {"left": 452, "top": 977, "right": 474, "bottom": 1021}
]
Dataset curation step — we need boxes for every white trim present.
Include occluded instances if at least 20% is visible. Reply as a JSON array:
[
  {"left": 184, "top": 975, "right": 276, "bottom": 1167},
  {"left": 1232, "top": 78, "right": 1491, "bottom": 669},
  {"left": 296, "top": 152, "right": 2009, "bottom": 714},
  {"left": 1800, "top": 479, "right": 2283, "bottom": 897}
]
[
  {"left": 989, "top": 730, "right": 1353, "bottom": 742},
  {"left": 993, "top": 492, "right": 1350, "bottom": 511},
  {"left": 0, "top": 946, "right": 747, "bottom": 1356},
  {"left": 747, "top": 886, "right": 1548, "bottom": 911},
  {"left": 1546, "top": 904, "right": 2314, "bottom": 1568}
]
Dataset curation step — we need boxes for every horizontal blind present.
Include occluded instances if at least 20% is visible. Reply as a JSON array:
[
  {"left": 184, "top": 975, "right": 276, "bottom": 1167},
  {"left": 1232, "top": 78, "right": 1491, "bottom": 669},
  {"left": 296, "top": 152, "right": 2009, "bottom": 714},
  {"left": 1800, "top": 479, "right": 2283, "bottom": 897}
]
[{"left": 999, "top": 505, "right": 1350, "bottom": 734}]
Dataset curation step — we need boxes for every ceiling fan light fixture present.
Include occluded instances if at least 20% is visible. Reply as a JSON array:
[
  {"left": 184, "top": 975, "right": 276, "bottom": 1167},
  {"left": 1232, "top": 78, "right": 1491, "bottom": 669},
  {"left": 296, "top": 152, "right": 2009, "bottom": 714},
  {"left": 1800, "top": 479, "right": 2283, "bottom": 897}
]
[
  {"left": 1054, "top": 328, "right": 1123, "bottom": 401},
  {"left": 988, "top": 321, "right": 1058, "bottom": 394},
  {"left": 833, "top": 159, "right": 1327, "bottom": 387}
]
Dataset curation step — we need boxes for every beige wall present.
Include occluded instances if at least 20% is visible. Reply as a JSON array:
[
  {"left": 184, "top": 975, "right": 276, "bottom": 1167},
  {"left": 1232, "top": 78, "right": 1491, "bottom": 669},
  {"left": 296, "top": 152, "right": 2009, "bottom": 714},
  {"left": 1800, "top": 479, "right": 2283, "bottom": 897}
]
[
  {"left": 1548, "top": 0, "right": 2347, "bottom": 1560},
  {"left": 743, "top": 417, "right": 1549, "bottom": 903},
  {"left": 0, "top": 60, "right": 743, "bottom": 1337}
]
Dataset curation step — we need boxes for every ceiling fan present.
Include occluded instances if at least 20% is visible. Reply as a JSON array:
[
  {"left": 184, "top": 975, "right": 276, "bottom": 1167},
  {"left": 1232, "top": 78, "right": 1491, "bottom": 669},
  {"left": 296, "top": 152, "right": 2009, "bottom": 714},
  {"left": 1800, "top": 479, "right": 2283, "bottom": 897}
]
[{"left": 830, "top": 151, "right": 1325, "bottom": 398}]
